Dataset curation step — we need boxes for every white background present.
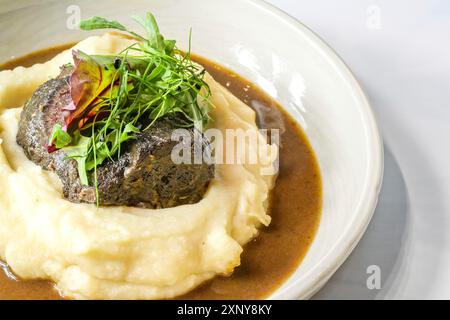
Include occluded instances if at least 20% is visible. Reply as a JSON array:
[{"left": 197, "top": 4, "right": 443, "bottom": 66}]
[{"left": 266, "top": 0, "right": 450, "bottom": 299}]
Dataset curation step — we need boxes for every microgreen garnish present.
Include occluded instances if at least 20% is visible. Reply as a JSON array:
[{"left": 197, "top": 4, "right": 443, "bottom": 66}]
[
  {"left": 48, "top": 13, "right": 211, "bottom": 204},
  {"left": 48, "top": 124, "right": 71, "bottom": 150}
]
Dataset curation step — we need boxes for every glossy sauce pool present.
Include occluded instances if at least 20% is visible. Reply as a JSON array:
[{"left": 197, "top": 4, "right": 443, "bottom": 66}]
[{"left": 0, "top": 45, "right": 322, "bottom": 300}]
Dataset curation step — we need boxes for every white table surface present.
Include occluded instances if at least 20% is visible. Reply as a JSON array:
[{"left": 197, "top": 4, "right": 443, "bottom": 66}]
[{"left": 265, "top": 0, "right": 450, "bottom": 299}]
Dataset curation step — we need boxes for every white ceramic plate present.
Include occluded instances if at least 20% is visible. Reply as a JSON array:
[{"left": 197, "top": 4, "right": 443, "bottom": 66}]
[{"left": 0, "top": 0, "right": 383, "bottom": 299}]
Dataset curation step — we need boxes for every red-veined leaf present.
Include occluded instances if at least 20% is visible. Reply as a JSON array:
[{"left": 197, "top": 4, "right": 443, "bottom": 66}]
[{"left": 66, "top": 50, "right": 118, "bottom": 128}]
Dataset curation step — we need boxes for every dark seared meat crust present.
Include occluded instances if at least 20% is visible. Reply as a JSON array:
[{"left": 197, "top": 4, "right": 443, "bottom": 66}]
[
  {"left": 16, "top": 67, "right": 214, "bottom": 208},
  {"left": 16, "top": 69, "right": 71, "bottom": 171}
]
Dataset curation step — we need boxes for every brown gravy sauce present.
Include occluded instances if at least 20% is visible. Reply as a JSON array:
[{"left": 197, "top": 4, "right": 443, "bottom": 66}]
[{"left": 0, "top": 45, "right": 322, "bottom": 300}]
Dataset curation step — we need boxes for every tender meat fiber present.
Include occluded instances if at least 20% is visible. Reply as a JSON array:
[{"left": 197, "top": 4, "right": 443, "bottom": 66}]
[{"left": 16, "top": 67, "right": 214, "bottom": 208}]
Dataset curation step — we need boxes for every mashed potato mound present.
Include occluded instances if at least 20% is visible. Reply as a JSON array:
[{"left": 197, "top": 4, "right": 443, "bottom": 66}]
[{"left": 0, "top": 34, "right": 277, "bottom": 299}]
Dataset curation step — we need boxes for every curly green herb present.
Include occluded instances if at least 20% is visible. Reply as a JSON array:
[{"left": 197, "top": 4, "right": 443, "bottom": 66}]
[{"left": 48, "top": 13, "right": 211, "bottom": 205}]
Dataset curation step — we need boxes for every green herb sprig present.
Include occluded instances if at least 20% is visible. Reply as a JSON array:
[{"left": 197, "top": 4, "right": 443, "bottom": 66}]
[{"left": 49, "top": 13, "right": 211, "bottom": 204}]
